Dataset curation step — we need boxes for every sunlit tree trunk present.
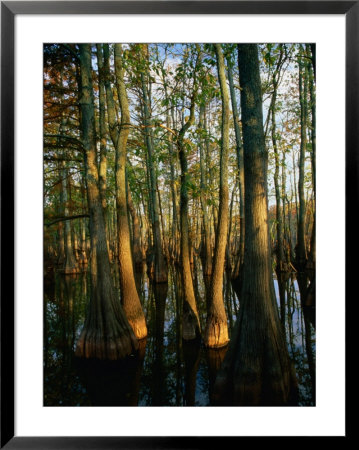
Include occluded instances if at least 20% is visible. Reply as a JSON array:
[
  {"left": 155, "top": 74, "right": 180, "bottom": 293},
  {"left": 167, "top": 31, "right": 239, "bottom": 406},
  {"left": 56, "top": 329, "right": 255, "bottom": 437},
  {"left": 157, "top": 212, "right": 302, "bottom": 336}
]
[
  {"left": 177, "top": 54, "right": 201, "bottom": 341},
  {"left": 114, "top": 44, "right": 147, "bottom": 339},
  {"left": 75, "top": 44, "right": 138, "bottom": 360},
  {"left": 213, "top": 44, "right": 297, "bottom": 405},
  {"left": 204, "top": 44, "right": 230, "bottom": 349}
]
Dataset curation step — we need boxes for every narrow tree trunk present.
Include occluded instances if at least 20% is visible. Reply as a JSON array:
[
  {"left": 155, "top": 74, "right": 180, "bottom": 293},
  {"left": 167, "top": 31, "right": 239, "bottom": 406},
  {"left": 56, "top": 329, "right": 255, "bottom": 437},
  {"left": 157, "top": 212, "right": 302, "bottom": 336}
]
[
  {"left": 61, "top": 159, "right": 78, "bottom": 274},
  {"left": 177, "top": 52, "right": 201, "bottom": 341},
  {"left": 227, "top": 59, "right": 245, "bottom": 280},
  {"left": 296, "top": 47, "right": 308, "bottom": 270},
  {"left": 307, "top": 44, "right": 316, "bottom": 270},
  {"left": 204, "top": 44, "right": 230, "bottom": 349},
  {"left": 75, "top": 44, "right": 138, "bottom": 360},
  {"left": 114, "top": 44, "right": 147, "bottom": 340},
  {"left": 163, "top": 80, "right": 179, "bottom": 262},
  {"left": 127, "top": 186, "right": 144, "bottom": 269},
  {"left": 96, "top": 44, "right": 108, "bottom": 219},
  {"left": 140, "top": 44, "right": 168, "bottom": 283},
  {"left": 199, "top": 102, "right": 212, "bottom": 276},
  {"left": 270, "top": 49, "right": 286, "bottom": 273}
]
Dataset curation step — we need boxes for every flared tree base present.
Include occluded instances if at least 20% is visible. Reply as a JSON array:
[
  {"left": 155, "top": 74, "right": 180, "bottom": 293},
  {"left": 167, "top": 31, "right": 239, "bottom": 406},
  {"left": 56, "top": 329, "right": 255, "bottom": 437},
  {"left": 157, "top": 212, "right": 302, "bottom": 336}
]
[
  {"left": 212, "top": 323, "right": 298, "bottom": 406},
  {"left": 127, "top": 316, "right": 148, "bottom": 340},
  {"left": 182, "top": 307, "right": 201, "bottom": 341},
  {"left": 75, "top": 329, "right": 138, "bottom": 360},
  {"left": 204, "top": 317, "right": 229, "bottom": 348},
  {"left": 59, "top": 265, "right": 82, "bottom": 275}
]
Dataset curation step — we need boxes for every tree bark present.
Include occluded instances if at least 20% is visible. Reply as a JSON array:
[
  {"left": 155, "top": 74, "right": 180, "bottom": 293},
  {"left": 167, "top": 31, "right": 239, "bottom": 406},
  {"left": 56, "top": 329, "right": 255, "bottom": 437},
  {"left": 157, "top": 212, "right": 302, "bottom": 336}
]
[
  {"left": 127, "top": 184, "right": 144, "bottom": 269},
  {"left": 270, "top": 47, "right": 286, "bottom": 273},
  {"left": 227, "top": 58, "right": 245, "bottom": 281},
  {"left": 75, "top": 44, "right": 138, "bottom": 360},
  {"left": 204, "top": 44, "right": 230, "bottom": 349},
  {"left": 307, "top": 44, "right": 316, "bottom": 270},
  {"left": 114, "top": 44, "right": 148, "bottom": 340},
  {"left": 140, "top": 44, "right": 168, "bottom": 283},
  {"left": 296, "top": 46, "right": 308, "bottom": 270},
  {"left": 213, "top": 44, "right": 297, "bottom": 405},
  {"left": 198, "top": 102, "right": 212, "bottom": 276},
  {"left": 177, "top": 50, "right": 201, "bottom": 341}
]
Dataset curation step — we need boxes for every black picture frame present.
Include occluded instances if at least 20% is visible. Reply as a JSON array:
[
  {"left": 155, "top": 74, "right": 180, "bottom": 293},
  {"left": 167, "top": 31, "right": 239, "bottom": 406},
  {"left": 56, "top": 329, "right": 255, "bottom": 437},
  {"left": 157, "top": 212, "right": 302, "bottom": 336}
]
[{"left": 1, "top": 1, "right": 352, "bottom": 447}]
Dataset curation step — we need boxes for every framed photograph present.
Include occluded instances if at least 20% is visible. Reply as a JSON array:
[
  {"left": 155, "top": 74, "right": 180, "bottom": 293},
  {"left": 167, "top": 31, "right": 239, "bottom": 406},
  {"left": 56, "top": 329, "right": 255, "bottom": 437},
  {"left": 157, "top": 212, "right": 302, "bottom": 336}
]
[{"left": 1, "top": 1, "right": 351, "bottom": 447}]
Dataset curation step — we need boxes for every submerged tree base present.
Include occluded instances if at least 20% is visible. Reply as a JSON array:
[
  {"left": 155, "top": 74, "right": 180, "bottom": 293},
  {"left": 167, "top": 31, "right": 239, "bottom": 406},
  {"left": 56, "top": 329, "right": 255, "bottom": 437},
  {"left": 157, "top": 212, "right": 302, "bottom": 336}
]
[
  {"left": 212, "top": 315, "right": 299, "bottom": 406},
  {"left": 75, "top": 330, "right": 138, "bottom": 360},
  {"left": 182, "top": 304, "right": 201, "bottom": 341}
]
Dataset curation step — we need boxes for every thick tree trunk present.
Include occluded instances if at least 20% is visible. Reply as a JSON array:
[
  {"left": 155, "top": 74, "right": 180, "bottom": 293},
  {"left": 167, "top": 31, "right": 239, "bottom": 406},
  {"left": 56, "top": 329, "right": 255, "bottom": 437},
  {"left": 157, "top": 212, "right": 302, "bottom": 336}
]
[
  {"left": 75, "top": 44, "right": 138, "bottom": 360},
  {"left": 213, "top": 44, "right": 297, "bottom": 405},
  {"left": 204, "top": 44, "right": 229, "bottom": 349}
]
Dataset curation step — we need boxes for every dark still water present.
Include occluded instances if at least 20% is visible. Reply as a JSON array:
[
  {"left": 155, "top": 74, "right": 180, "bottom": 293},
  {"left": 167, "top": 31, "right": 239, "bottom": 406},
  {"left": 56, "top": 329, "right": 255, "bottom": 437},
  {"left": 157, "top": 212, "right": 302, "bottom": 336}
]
[{"left": 43, "top": 264, "right": 315, "bottom": 406}]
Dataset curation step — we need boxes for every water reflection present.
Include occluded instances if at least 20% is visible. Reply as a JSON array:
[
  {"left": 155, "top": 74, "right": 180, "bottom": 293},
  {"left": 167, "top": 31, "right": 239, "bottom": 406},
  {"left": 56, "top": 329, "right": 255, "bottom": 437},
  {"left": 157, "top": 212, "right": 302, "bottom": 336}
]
[
  {"left": 76, "top": 339, "right": 146, "bottom": 406},
  {"left": 44, "top": 262, "right": 315, "bottom": 406}
]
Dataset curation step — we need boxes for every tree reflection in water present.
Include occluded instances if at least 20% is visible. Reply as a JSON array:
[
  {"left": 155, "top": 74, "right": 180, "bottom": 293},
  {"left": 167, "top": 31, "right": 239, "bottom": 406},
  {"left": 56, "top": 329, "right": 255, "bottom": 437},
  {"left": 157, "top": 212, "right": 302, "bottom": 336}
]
[{"left": 44, "top": 263, "right": 315, "bottom": 406}]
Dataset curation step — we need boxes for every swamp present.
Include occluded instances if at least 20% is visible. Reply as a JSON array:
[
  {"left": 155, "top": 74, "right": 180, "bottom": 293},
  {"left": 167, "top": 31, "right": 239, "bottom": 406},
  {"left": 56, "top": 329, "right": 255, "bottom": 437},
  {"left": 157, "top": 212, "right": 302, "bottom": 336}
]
[{"left": 44, "top": 43, "right": 316, "bottom": 406}]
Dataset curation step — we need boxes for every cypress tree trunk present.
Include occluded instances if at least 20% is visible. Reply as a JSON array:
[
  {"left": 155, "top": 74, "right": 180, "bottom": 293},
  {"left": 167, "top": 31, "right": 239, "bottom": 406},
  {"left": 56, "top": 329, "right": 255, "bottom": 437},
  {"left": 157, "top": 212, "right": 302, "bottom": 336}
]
[
  {"left": 56, "top": 160, "right": 65, "bottom": 266},
  {"left": 75, "top": 44, "right": 138, "bottom": 360},
  {"left": 79, "top": 181, "right": 88, "bottom": 266},
  {"left": 177, "top": 51, "right": 201, "bottom": 341},
  {"left": 270, "top": 47, "right": 286, "bottom": 273},
  {"left": 307, "top": 44, "right": 316, "bottom": 270},
  {"left": 227, "top": 59, "right": 245, "bottom": 281},
  {"left": 204, "top": 44, "right": 230, "bottom": 349},
  {"left": 101, "top": 43, "right": 147, "bottom": 339},
  {"left": 199, "top": 102, "right": 212, "bottom": 276},
  {"left": 61, "top": 153, "right": 78, "bottom": 273},
  {"left": 296, "top": 47, "right": 308, "bottom": 270},
  {"left": 114, "top": 44, "right": 147, "bottom": 340},
  {"left": 140, "top": 44, "right": 168, "bottom": 283},
  {"left": 213, "top": 44, "right": 297, "bottom": 405},
  {"left": 127, "top": 185, "right": 144, "bottom": 269},
  {"left": 96, "top": 44, "right": 108, "bottom": 222},
  {"left": 163, "top": 80, "right": 179, "bottom": 262}
]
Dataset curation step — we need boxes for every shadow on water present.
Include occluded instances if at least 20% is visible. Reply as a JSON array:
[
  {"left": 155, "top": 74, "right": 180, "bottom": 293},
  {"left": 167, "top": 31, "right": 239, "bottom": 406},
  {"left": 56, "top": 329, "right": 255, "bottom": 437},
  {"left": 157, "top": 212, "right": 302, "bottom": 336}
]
[{"left": 44, "top": 261, "right": 315, "bottom": 406}]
